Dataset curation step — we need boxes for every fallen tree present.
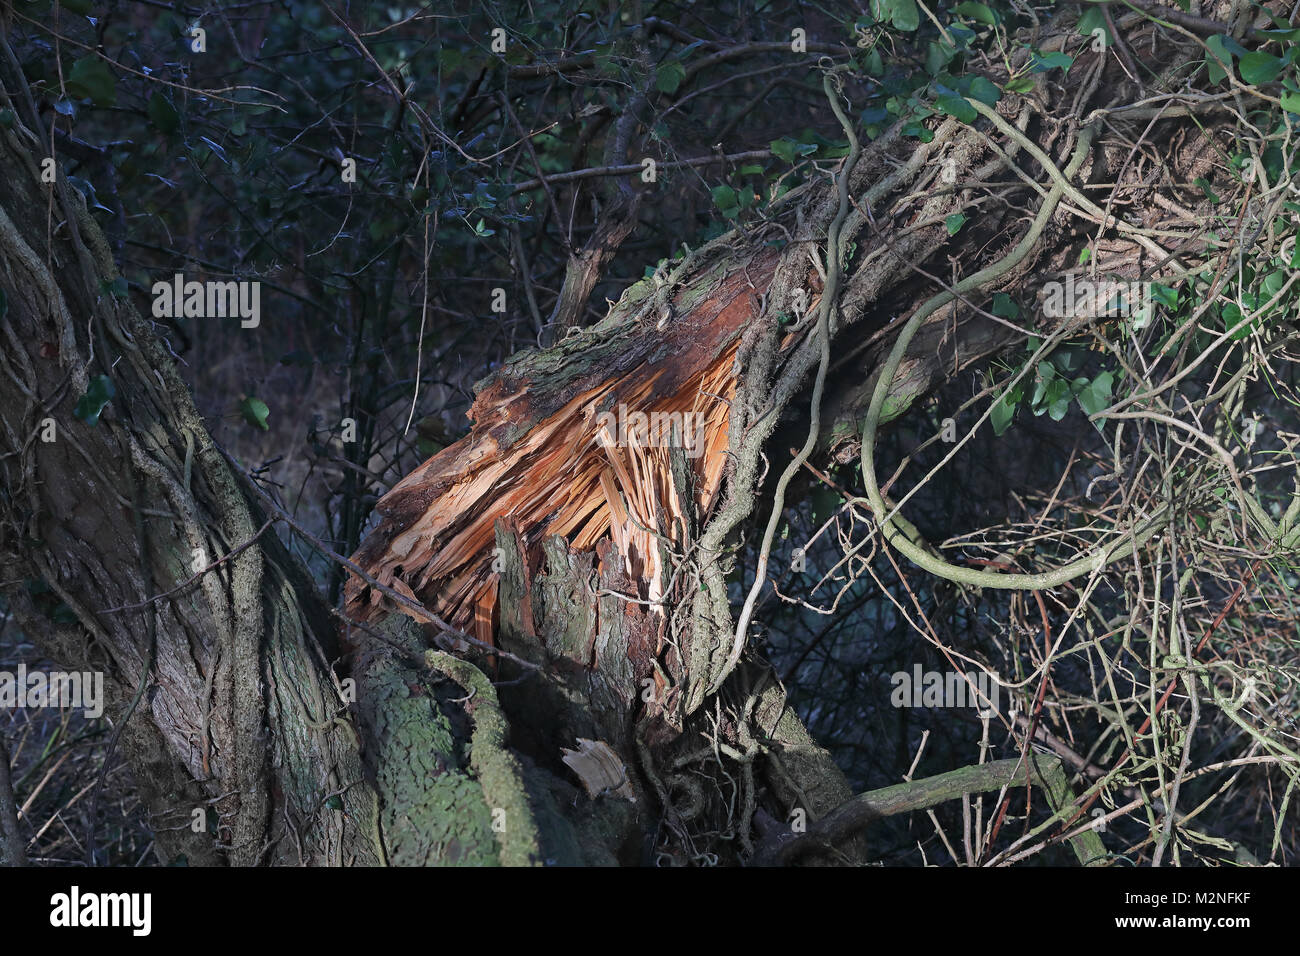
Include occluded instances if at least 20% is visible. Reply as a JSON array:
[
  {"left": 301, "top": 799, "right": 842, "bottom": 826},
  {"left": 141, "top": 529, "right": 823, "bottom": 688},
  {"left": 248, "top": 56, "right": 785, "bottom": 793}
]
[
  {"left": 346, "top": 4, "right": 1295, "bottom": 864},
  {"left": 4, "top": 2, "right": 1298, "bottom": 867}
]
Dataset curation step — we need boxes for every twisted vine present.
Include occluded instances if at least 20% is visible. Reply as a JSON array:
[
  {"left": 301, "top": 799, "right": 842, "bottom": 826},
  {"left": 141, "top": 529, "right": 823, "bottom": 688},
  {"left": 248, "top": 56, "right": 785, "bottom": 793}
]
[
  {"left": 858, "top": 113, "right": 1169, "bottom": 589},
  {"left": 709, "top": 61, "right": 862, "bottom": 695}
]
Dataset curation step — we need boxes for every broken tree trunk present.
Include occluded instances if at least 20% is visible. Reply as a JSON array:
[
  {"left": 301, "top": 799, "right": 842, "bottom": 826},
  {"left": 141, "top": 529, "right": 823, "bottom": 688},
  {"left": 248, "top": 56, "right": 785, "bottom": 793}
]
[{"left": 346, "top": 7, "right": 1230, "bottom": 863}]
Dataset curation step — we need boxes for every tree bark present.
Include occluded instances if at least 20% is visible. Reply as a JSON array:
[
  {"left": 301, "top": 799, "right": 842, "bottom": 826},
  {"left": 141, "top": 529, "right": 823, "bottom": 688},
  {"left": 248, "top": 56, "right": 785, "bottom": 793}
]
[
  {"left": 0, "top": 41, "right": 544, "bottom": 867},
  {"left": 0, "top": 7, "right": 1238, "bottom": 865},
  {"left": 344, "top": 9, "right": 1235, "bottom": 863}
]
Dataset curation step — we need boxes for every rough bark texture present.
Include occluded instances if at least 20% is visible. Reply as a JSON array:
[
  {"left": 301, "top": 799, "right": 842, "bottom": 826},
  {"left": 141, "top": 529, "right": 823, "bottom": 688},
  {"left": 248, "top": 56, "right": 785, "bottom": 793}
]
[
  {"left": 0, "top": 47, "right": 379, "bottom": 865},
  {"left": 340, "top": 5, "right": 1239, "bottom": 863},
  {"left": 0, "top": 44, "right": 541, "bottom": 868},
  {"left": 1, "top": 4, "right": 1248, "bottom": 864}
]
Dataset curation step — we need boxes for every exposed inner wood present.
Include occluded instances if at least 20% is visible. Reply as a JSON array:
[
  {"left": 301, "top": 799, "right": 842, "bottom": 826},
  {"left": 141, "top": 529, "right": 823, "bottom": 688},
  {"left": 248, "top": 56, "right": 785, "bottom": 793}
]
[{"left": 345, "top": 248, "right": 788, "bottom": 646}]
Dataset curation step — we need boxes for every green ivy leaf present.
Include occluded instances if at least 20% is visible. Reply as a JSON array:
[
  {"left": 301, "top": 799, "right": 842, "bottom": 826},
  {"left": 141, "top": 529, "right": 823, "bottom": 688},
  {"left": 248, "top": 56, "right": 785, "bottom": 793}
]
[
  {"left": 1053, "top": 347, "right": 1083, "bottom": 373},
  {"left": 1239, "top": 52, "right": 1284, "bottom": 85},
  {"left": 990, "top": 391, "right": 1017, "bottom": 435},
  {"left": 239, "top": 396, "right": 271, "bottom": 431},
  {"left": 771, "top": 138, "right": 817, "bottom": 163},
  {"left": 966, "top": 75, "right": 1002, "bottom": 106},
  {"left": 74, "top": 375, "right": 115, "bottom": 426},
  {"left": 1077, "top": 6, "right": 1111, "bottom": 45},
  {"left": 147, "top": 92, "right": 180, "bottom": 135},
  {"left": 1221, "top": 302, "right": 1250, "bottom": 339},
  {"left": 1004, "top": 75, "right": 1036, "bottom": 94},
  {"left": 901, "top": 120, "right": 934, "bottom": 142},
  {"left": 948, "top": 24, "right": 977, "bottom": 47},
  {"left": 1076, "top": 370, "right": 1114, "bottom": 419},
  {"left": 1030, "top": 51, "right": 1074, "bottom": 74},
  {"left": 933, "top": 91, "right": 977, "bottom": 123},
  {"left": 1262, "top": 268, "right": 1287, "bottom": 298},
  {"left": 1030, "top": 360, "right": 1056, "bottom": 410},
  {"left": 1149, "top": 283, "right": 1179, "bottom": 309},
  {"left": 66, "top": 56, "right": 117, "bottom": 107},
  {"left": 656, "top": 60, "right": 686, "bottom": 94},
  {"left": 991, "top": 293, "right": 1019, "bottom": 319},
  {"left": 1204, "top": 35, "right": 1233, "bottom": 84},
  {"left": 1046, "top": 378, "right": 1072, "bottom": 421},
  {"left": 926, "top": 41, "right": 956, "bottom": 76},
  {"left": 872, "top": 0, "right": 919, "bottom": 32},
  {"left": 953, "top": 2, "right": 998, "bottom": 26}
]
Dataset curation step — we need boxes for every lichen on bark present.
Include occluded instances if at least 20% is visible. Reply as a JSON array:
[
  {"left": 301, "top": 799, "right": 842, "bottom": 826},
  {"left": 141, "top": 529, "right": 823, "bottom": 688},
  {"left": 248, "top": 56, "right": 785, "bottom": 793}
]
[{"left": 352, "top": 617, "right": 499, "bottom": 865}]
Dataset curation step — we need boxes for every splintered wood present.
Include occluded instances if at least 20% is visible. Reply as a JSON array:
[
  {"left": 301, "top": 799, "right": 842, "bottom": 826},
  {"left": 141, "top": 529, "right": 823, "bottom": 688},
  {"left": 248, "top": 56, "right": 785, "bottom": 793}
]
[{"left": 345, "top": 250, "right": 782, "bottom": 649}]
